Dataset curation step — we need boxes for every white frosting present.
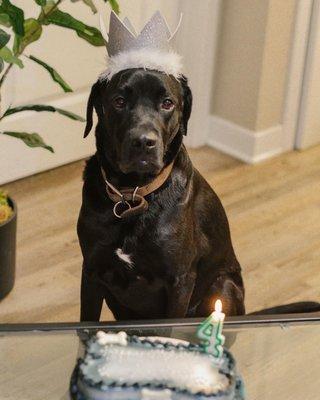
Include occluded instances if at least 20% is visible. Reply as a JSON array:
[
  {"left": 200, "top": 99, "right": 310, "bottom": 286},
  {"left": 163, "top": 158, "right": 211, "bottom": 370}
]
[
  {"left": 80, "top": 333, "right": 229, "bottom": 395},
  {"left": 96, "top": 331, "right": 127, "bottom": 346},
  {"left": 141, "top": 388, "right": 172, "bottom": 399}
]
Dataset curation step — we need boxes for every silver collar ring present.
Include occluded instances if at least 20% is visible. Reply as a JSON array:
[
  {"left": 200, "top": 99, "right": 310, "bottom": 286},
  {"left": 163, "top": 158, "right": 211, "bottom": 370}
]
[
  {"left": 113, "top": 200, "right": 131, "bottom": 219},
  {"left": 132, "top": 186, "right": 139, "bottom": 203}
]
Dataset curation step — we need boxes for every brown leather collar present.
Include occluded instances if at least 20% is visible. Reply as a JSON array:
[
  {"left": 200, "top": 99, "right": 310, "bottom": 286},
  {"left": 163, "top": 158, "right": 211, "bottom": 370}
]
[{"left": 100, "top": 162, "right": 174, "bottom": 219}]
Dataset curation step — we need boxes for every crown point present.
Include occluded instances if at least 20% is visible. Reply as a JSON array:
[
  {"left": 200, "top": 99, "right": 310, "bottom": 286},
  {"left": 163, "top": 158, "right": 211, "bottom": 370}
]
[
  {"left": 107, "top": 10, "right": 136, "bottom": 57},
  {"left": 123, "top": 17, "right": 137, "bottom": 36}
]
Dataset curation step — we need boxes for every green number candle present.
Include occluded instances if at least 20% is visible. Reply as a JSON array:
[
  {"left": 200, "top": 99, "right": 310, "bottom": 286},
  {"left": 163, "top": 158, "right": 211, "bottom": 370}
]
[{"left": 197, "top": 299, "right": 225, "bottom": 359}]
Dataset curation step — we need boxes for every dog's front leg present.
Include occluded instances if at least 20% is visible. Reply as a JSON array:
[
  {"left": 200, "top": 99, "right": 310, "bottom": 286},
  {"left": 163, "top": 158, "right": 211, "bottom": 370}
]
[
  {"left": 80, "top": 268, "right": 105, "bottom": 322},
  {"left": 196, "top": 275, "right": 245, "bottom": 317},
  {"left": 166, "top": 271, "right": 196, "bottom": 318}
]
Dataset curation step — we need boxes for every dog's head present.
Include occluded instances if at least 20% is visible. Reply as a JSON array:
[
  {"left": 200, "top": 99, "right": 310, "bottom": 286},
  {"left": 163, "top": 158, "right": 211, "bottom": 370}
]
[{"left": 84, "top": 69, "right": 192, "bottom": 177}]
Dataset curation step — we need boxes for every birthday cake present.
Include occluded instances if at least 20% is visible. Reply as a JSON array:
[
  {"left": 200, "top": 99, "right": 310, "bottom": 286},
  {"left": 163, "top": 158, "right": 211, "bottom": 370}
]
[{"left": 70, "top": 331, "right": 244, "bottom": 400}]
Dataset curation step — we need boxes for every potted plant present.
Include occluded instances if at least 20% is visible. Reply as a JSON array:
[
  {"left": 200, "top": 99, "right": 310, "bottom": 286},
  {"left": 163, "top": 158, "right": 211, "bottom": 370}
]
[
  {"left": 0, "top": 0, "right": 119, "bottom": 299},
  {"left": 0, "top": 190, "right": 16, "bottom": 299}
]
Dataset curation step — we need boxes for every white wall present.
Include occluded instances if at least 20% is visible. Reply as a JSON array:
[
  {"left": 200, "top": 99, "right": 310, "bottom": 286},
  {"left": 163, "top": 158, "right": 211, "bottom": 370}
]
[{"left": 0, "top": 0, "right": 221, "bottom": 184}]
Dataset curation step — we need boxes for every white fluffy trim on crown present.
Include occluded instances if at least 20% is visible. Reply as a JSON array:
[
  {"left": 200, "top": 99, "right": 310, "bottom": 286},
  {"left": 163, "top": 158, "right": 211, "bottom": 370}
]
[{"left": 100, "top": 48, "right": 183, "bottom": 80}]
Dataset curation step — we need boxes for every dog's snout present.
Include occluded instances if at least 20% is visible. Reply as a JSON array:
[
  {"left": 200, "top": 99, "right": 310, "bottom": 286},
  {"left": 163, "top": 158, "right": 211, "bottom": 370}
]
[{"left": 131, "top": 132, "right": 157, "bottom": 150}]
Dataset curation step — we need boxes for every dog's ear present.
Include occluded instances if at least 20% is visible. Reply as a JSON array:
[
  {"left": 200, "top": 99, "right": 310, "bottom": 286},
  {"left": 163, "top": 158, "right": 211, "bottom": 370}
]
[
  {"left": 83, "top": 80, "right": 103, "bottom": 138},
  {"left": 179, "top": 75, "right": 193, "bottom": 136}
]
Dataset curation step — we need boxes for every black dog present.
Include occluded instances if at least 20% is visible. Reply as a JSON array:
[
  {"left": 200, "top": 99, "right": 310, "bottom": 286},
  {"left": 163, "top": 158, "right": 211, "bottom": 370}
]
[{"left": 77, "top": 68, "right": 246, "bottom": 321}]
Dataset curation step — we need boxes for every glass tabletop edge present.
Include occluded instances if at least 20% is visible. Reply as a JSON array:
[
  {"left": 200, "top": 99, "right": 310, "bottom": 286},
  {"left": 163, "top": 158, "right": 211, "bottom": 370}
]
[{"left": 0, "top": 312, "right": 319, "bottom": 332}]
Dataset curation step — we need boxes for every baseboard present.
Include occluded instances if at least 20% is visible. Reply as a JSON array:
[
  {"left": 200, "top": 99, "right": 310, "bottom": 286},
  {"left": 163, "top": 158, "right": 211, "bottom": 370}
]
[
  {"left": 0, "top": 89, "right": 95, "bottom": 185},
  {"left": 207, "top": 116, "right": 284, "bottom": 163}
]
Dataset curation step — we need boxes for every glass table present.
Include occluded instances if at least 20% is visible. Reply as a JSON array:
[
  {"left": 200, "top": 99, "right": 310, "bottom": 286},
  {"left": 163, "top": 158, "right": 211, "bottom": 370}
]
[{"left": 0, "top": 313, "right": 319, "bottom": 400}]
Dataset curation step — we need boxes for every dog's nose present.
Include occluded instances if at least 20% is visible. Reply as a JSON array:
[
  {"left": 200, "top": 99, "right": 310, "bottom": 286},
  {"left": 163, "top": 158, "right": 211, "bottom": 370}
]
[{"left": 131, "top": 132, "right": 157, "bottom": 150}]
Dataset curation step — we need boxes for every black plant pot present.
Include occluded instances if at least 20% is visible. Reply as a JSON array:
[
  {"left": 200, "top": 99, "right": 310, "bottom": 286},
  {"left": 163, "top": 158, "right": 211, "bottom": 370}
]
[{"left": 0, "top": 197, "right": 17, "bottom": 300}]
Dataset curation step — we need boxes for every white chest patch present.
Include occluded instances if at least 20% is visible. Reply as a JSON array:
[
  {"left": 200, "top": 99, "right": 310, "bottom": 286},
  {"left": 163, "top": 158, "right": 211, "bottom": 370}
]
[{"left": 115, "top": 248, "right": 134, "bottom": 268}]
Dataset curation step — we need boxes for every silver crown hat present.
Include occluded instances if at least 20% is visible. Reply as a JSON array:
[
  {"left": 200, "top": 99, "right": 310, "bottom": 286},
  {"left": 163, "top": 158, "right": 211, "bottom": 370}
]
[{"left": 99, "top": 11, "right": 183, "bottom": 80}]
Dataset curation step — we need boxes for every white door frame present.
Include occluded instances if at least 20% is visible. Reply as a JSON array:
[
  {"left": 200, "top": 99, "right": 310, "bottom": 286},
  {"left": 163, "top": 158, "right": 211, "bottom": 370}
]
[
  {"left": 282, "top": 0, "right": 314, "bottom": 152},
  {"left": 295, "top": 0, "right": 320, "bottom": 149}
]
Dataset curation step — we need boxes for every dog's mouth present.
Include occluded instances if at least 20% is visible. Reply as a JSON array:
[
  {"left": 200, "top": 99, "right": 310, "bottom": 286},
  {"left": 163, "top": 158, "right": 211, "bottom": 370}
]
[
  {"left": 118, "top": 142, "right": 164, "bottom": 176},
  {"left": 119, "top": 159, "right": 163, "bottom": 176}
]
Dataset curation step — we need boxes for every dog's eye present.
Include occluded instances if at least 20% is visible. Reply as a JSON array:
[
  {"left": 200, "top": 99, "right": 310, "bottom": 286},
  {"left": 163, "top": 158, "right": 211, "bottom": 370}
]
[
  {"left": 113, "top": 97, "right": 126, "bottom": 109},
  {"left": 161, "top": 99, "right": 174, "bottom": 110}
]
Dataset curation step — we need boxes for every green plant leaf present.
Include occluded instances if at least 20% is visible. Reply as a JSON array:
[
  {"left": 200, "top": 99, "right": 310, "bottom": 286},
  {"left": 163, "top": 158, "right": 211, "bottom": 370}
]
[
  {"left": 0, "top": 46, "right": 23, "bottom": 67},
  {"left": 82, "top": 0, "right": 97, "bottom": 14},
  {"left": 35, "top": 0, "right": 47, "bottom": 5},
  {"left": 18, "top": 18, "right": 42, "bottom": 52},
  {"left": 41, "top": 0, "right": 56, "bottom": 17},
  {"left": 28, "top": 55, "right": 73, "bottom": 92},
  {"left": 55, "top": 108, "right": 85, "bottom": 121},
  {"left": 44, "top": 9, "right": 104, "bottom": 46},
  {"left": 0, "top": 0, "right": 24, "bottom": 36},
  {"left": 13, "top": 33, "right": 20, "bottom": 55},
  {"left": 76, "top": 28, "right": 104, "bottom": 45},
  {"left": 106, "top": 0, "right": 119, "bottom": 14},
  {"left": 14, "top": 19, "right": 42, "bottom": 54},
  {"left": 0, "top": 190, "right": 10, "bottom": 205},
  {"left": 0, "top": 58, "right": 4, "bottom": 73},
  {"left": 0, "top": 13, "right": 11, "bottom": 27},
  {"left": 2, "top": 104, "right": 85, "bottom": 121},
  {"left": 71, "top": 0, "right": 97, "bottom": 14},
  {"left": 0, "top": 28, "right": 10, "bottom": 49},
  {"left": 1, "top": 131, "right": 54, "bottom": 152},
  {"left": 69, "top": 0, "right": 119, "bottom": 14}
]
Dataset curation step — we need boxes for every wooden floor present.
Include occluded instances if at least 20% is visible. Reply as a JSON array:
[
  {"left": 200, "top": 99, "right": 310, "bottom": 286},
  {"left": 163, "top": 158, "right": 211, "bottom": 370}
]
[{"left": 1, "top": 145, "right": 320, "bottom": 322}]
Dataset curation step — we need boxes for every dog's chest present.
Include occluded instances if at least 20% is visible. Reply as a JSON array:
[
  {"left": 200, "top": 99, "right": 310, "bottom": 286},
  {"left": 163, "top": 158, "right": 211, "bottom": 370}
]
[
  {"left": 110, "top": 233, "right": 165, "bottom": 277},
  {"left": 114, "top": 247, "right": 134, "bottom": 269},
  {"left": 96, "top": 220, "right": 176, "bottom": 290},
  {"left": 96, "top": 234, "right": 168, "bottom": 314},
  {"left": 83, "top": 197, "right": 191, "bottom": 298}
]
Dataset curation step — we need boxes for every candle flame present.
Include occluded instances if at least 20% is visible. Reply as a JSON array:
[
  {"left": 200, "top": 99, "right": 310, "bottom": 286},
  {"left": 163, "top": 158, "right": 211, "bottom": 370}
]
[{"left": 215, "top": 299, "right": 222, "bottom": 313}]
